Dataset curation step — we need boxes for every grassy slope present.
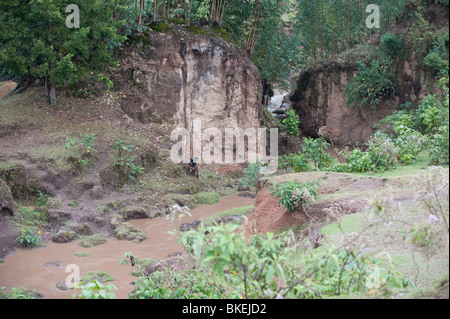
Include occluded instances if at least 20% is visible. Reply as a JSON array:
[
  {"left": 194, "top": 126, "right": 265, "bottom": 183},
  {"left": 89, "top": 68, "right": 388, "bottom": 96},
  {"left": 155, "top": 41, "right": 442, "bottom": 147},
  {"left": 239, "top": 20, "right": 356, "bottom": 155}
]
[{"left": 266, "top": 154, "right": 449, "bottom": 298}]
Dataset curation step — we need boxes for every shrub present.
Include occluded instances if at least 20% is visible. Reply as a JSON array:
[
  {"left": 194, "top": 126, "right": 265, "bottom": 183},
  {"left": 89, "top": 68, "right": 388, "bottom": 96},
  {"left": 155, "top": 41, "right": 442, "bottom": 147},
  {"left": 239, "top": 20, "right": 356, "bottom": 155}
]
[
  {"left": 113, "top": 140, "right": 145, "bottom": 182},
  {"left": 64, "top": 133, "right": 97, "bottom": 172},
  {"left": 282, "top": 109, "right": 301, "bottom": 137},
  {"left": 366, "top": 132, "right": 398, "bottom": 171},
  {"left": 392, "top": 125, "right": 424, "bottom": 164},
  {"left": 346, "top": 148, "right": 373, "bottom": 172},
  {"left": 345, "top": 58, "right": 396, "bottom": 108},
  {"left": 423, "top": 52, "right": 448, "bottom": 73},
  {"left": 238, "top": 161, "right": 262, "bottom": 189},
  {"left": 301, "top": 137, "right": 334, "bottom": 170},
  {"left": 428, "top": 124, "right": 449, "bottom": 165},
  {"left": 270, "top": 180, "right": 320, "bottom": 212},
  {"left": 16, "top": 227, "right": 43, "bottom": 247},
  {"left": 381, "top": 32, "right": 406, "bottom": 58},
  {"left": 279, "top": 153, "right": 310, "bottom": 173}
]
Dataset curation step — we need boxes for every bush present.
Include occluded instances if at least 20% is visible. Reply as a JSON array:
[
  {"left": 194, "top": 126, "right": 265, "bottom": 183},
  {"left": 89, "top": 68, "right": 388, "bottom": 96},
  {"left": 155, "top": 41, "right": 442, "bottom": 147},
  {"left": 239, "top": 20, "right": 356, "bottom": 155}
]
[
  {"left": 424, "top": 52, "right": 448, "bottom": 73},
  {"left": 113, "top": 140, "right": 145, "bottom": 182},
  {"left": 301, "top": 137, "right": 334, "bottom": 170},
  {"left": 428, "top": 124, "right": 449, "bottom": 165},
  {"left": 367, "top": 132, "right": 398, "bottom": 171},
  {"left": 282, "top": 109, "right": 301, "bottom": 137},
  {"left": 345, "top": 58, "right": 396, "bottom": 108},
  {"left": 270, "top": 180, "right": 320, "bottom": 212},
  {"left": 346, "top": 148, "right": 373, "bottom": 172},
  {"left": 279, "top": 153, "right": 310, "bottom": 173},
  {"left": 64, "top": 133, "right": 97, "bottom": 172},
  {"left": 16, "top": 227, "right": 43, "bottom": 247},
  {"left": 381, "top": 32, "right": 406, "bottom": 58},
  {"left": 238, "top": 161, "right": 262, "bottom": 189}
]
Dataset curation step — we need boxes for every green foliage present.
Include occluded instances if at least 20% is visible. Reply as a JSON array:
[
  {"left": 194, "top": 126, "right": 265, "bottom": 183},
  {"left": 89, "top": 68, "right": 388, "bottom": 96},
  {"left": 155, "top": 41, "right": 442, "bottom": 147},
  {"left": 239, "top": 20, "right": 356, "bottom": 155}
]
[
  {"left": 64, "top": 133, "right": 97, "bottom": 172},
  {"left": 279, "top": 153, "right": 310, "bottom": 173},
  {"left": 366, "top": 132, "right": 398, "bottom": 172},
  {"left": 345, "top": 58, "right": 396, "bottom": 108},
  {"left": 424, "top": 51, "right": 449, "bottom": 73},
  {"left": 142, "top": 223, "right": 413, "bottom": 299},
  {"left": 238, "top": 160, "right": 262, "bottom": 189},
  {"left": 113, "top": 140, "right": 145, "bottom": 182},
  {"left": 73, "top": 280, "right": 117, "bottom": 299},
  {"left": 381, "top": 32, "right": 406, "bottom": 58},
  {"left": 282, "top": 109, "right": 301, "bottom": 137},
  {"left": 0, "top": 287, "right": 40, "bottom": 299},
  {"left": 301, "top": 137, "right": 334, "bottom": 170},
  {"left": 193, "top": 192, "right": 220, "bottom": 205},
  {"left": 16, "top": 226, "right": 43, "bottom": 247},
  {"left": 429, "top": 124, "right": 449, "bottom": 165},
  {"left": 270, "top": 180, "right": 320, "bottom": 212},
  {"left": 0, "top": 0, "right": 127, "bottom": 104},
  {"left": 347, "top": 149, "right": 373, "bottom": 172}
]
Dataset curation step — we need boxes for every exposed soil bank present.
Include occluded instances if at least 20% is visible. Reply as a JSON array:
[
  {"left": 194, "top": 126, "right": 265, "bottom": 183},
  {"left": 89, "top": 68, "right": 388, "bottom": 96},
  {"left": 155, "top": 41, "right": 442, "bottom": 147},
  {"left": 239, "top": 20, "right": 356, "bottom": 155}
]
[
  {"left": 0, "top": 193, "right": 254, "bottom": 299},
  {"left": 0, "top": 82, "right": 16, "bottom": 100}
]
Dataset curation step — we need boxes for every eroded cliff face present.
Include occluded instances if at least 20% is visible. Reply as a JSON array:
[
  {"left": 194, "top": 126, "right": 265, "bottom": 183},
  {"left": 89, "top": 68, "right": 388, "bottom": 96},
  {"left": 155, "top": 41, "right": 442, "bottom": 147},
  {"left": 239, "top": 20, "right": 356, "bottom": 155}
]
[
  {"left": 290, "top": 55, "right": 437, "bottom": 146},
  {"left": 115, "top": 26, "right": 262, "bottom": 136}
]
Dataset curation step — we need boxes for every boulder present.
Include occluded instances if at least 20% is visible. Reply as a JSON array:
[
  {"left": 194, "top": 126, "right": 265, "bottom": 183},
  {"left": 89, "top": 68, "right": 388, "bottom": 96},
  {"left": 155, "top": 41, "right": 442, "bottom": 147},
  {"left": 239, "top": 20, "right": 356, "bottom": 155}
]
[{"left": 0, "top": 179, "right": 18, "bottom": 217}]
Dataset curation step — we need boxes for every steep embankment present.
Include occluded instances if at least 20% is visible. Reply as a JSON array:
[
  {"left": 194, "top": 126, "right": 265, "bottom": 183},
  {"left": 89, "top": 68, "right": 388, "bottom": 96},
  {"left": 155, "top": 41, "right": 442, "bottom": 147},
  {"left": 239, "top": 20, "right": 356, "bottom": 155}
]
[
  {"left": 0, "top": 23, "right": 262, "bottom": 261},
  {"left": 289, "top": 4, "right": 448, "bottom": 146}
]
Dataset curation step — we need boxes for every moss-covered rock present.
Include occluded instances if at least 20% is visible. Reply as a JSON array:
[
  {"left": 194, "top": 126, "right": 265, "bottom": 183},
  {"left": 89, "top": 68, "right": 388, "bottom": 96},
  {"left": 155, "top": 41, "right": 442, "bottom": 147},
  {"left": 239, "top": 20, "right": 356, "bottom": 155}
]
[
  {"left": 79, "top": 234, "right": 108, "bottom": 248},
  {"left": 80, "top": 270, "right": 114, "bottom": 283},
  {"left": 114, "top": 221, "right": 146, "bottom": 243},
  {"left": 52, "top": 230, "right": 78, "bottom": 243}
]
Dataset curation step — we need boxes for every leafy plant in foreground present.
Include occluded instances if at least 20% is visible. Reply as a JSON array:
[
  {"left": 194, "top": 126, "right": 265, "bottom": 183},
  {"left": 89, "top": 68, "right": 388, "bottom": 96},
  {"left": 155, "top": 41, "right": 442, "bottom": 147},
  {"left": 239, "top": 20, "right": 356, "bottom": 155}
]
[{"left": 270, "top": 180, "right": 320, "bottom": 212}]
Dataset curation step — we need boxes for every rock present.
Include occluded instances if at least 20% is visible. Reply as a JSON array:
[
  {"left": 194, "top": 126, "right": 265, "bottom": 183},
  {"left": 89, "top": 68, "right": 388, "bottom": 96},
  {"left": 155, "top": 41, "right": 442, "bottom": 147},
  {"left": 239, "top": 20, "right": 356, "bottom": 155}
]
[
  {"left": 52, "top": 230, "right": 78, "bottom": 243},
  {"left": 56, "top": 280, "right": 72, "bottom": 291},
  {"left": 0, "top": 179, "right": 18, "bottom": 217},
  {"left": 79, "top": 234, "right": 108, "bottom": 247},
  {"left": 89, "top": 185, "right": 104, "bottom": 200},
  {"left": 44, "top": 260, "right": 61, "bottom": 267},
  {"left": 238, "top": 191, "right": 256, "bottom": 199},
  {"left": 143, "top": 253, "right": 195, "bottom": 277},
  {"left": 290, "top": 57, "right": 439, "bottom": 145},
  {"left": 123, "top": 207, "right": 149, "bottom": 220},
  {"left": 114, "top": 221, "right": 147, "bottom": 243},
  {"left": 272, "top": 108, "right": 286, "bottom": 115},
  {"left": 47, "top": 209, "right": 71, "bottom": 225},
  {"left": 116, "top": 27, "right": 263, "bottom": 162},
  {"left": 179, "top": 220, "right": 201, "bottom": 232},
  {"left": 71, "top": 223, "right": 93, "bottom": 236}
]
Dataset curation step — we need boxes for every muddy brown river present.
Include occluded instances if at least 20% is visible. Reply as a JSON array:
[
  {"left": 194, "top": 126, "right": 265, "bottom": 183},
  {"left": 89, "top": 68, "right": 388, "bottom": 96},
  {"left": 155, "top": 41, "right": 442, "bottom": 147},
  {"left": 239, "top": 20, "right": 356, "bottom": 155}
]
[{"left": 0, "top": 193, "right": 254, "bottom": 299}]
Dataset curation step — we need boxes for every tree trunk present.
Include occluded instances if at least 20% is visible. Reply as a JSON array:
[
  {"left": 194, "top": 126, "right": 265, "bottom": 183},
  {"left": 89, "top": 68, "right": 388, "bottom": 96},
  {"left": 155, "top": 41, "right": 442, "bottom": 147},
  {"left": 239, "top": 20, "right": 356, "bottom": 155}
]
[
  {"left": 154, "top": 0, "right": 158, "bottom": 22},
  {"left": 346, "top": 0, "right": 350, "bottom": 50},
  {"left": 188, "top": 0, "right": 192, "bottom": 26},
  {"left": 45, "top": 75, "right": 57, "bottom": 105}
]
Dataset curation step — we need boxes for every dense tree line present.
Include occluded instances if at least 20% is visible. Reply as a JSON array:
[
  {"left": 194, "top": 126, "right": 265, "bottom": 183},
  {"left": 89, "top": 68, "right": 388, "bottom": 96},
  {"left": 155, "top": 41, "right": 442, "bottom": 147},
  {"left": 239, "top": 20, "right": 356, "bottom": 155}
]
[{"left": 1, "top": 0, "right": 446, "bottom": 104}]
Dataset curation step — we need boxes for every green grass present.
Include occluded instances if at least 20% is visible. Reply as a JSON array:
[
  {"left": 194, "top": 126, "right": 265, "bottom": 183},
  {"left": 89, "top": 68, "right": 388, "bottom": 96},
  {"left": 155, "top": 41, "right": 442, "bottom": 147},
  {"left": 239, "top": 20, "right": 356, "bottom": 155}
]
[
  {"left": 193, "top": 192, "right": 220, "bottom": 205},
  {"left": 74, "top": 252, "right": 92, "bottom": 257}
]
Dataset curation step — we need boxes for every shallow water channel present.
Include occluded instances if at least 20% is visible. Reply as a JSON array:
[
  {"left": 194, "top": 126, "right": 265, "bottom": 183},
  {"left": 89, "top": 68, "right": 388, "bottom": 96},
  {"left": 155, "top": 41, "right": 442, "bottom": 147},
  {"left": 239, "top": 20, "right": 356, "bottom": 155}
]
[{"left": 0, "top": 193, "right": 255, "bottom": 299}]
